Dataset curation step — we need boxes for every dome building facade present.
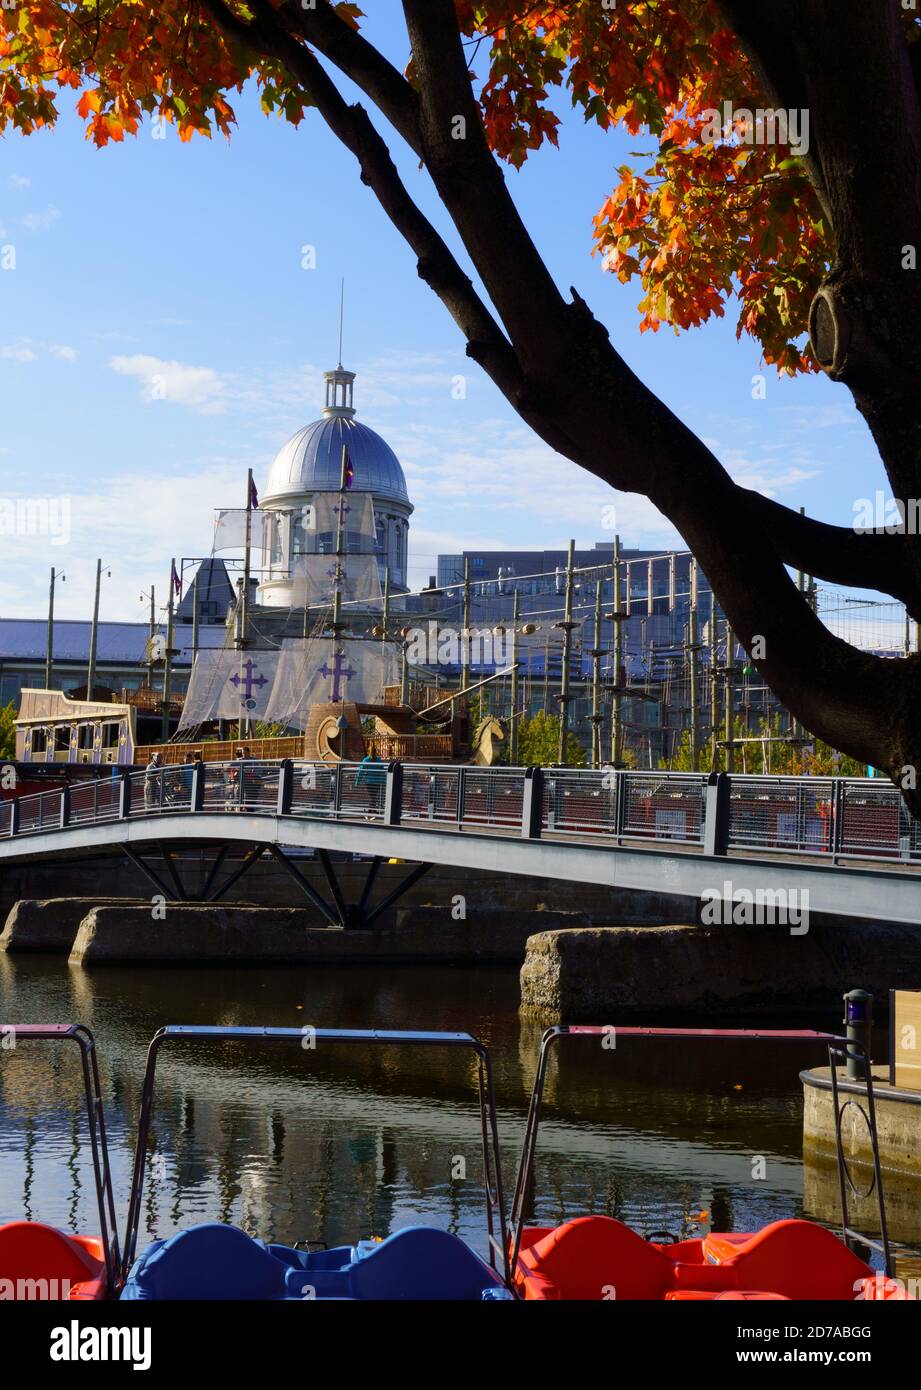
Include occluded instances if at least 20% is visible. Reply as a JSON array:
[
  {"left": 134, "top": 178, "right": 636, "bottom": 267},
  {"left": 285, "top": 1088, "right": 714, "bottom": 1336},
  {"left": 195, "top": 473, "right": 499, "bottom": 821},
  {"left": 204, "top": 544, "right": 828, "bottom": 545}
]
[{"left": 257, "top": 364, "right": 413, "bottom": 607}]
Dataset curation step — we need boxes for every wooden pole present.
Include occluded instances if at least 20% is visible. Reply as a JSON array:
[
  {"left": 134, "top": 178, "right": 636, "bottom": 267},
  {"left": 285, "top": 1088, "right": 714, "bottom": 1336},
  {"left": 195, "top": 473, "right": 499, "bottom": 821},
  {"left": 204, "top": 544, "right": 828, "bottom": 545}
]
[
  {"left": 611, "top": 536, "right": 624, "bottom": 766},
  {"left": 591, "top": 576, "right": 602, "bottom": 768},
  {"left": 510, "top": 587, "right": 520, "bottom": 765},
  {"left": 45, "top": 567, "right": 56, "bottom": 690},
  {"left": 162, "top": 561, "right": 176, "bottom": 742},
  {"left": 557, "top": 539, "right": 575, "bottom": 765},
  {"left": 87, "top": 558, "right": 102, "bottom": 701}
]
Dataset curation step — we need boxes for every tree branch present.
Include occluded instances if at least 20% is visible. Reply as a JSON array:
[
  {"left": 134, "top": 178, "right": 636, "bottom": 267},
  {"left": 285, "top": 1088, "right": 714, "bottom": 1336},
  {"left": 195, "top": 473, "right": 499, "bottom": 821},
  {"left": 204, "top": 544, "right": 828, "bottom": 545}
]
[
  {"left": 401, "top": 0, "right": 570, "bottom": 359},
  {"left": 274, "top": 0, "right": 423, "bottom": 157},
  {"left": 715, "top": 0, "right": 921, "bottom": 566},
  {"left": 199, "top": 0, "right": 527, "bottom": 409},
  {"left": 736, "top": 491, "right": 919, "bottom": 612}
]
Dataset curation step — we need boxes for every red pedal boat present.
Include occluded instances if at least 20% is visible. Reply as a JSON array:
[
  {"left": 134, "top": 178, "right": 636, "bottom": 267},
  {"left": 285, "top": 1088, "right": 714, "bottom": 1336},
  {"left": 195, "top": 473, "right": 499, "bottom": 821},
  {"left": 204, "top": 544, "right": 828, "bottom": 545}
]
[
  {"left": 0, "top": 1024, "right": 119, "bottom": 1300},
  {"left": 508, "top": 1026, "right": 907, "bottom": 1301}
]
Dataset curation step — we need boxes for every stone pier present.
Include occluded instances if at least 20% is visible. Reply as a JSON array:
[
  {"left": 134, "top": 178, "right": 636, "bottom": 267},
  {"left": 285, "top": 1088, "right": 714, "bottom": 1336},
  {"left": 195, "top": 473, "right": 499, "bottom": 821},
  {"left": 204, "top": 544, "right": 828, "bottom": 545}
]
[
  {"left": 66, "top": 902, "right": 592, "bottom": 966},
  {"left": 520, "top": 921, "right": 921, "bottom": 1020}
]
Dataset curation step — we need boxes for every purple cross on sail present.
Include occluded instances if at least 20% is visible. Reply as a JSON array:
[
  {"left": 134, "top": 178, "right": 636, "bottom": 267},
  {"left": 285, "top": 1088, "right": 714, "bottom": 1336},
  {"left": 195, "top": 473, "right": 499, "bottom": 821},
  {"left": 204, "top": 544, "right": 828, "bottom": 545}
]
[
  {"left": 229, "top": 657, "right": 269, "bottom": 710},
  {"left": 317, "top": 648, "right": 355, "bottom": 702}
]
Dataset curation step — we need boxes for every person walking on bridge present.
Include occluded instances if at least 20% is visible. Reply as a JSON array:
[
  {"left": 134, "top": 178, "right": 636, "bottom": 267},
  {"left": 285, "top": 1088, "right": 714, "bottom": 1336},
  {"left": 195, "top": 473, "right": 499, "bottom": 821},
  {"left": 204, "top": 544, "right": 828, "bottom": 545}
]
[
  {"left": 356, "top": 749, "right": 386, "bottom": 819},
  {"left": 144, "top": 751, "right": 163, "bottom": 812}
]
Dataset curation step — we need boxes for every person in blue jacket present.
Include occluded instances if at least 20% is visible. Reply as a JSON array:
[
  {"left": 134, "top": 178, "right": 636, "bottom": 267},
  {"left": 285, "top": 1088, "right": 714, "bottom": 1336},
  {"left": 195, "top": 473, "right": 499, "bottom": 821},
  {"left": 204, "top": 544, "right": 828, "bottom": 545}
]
[{"left": 355, "top": 750, "right": 386, "bottom": 818}]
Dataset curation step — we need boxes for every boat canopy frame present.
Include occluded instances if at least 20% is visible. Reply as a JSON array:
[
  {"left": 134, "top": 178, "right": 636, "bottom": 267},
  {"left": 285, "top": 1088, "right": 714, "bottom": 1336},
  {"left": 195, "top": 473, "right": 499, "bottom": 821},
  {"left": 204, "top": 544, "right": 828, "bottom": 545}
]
[
  {"left": 0, "top": 1023, "right": 120, "bottom": 1293},
  {"left": 508, "top": 1025, "right": 892, "bottom": 1285},
  {"left": 121, "top": 1025, "right": 508, "bottom": 1283}
]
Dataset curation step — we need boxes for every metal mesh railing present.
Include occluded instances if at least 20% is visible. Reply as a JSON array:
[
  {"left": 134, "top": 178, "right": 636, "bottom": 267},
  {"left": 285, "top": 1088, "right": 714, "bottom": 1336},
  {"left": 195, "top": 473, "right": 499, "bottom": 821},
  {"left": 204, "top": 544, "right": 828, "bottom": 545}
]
[
  {"left": 340, "top": 762, "right": 386, "bottom": 820},
  {"left": 840, "top": 780, "right": 920, "bottom": 860},
  {"left": 543, "top": 769, "right": 611, "bottom": 836},
  {"left": 401, "top": 766, "right": 461, "bottom": 823},
  {"left": 3, "top": 762, "right": 921, "bottom": 866},
  {"left": 621, "top": 773, "right": 707, "bottom": 843},
  {"left": 729, "top": 776, "right": 835, "bottom": 854},
  {"left": 457, "top": 768, "right": 524, "bottom": 828},
  {"left": 289, "top": 761, "right": 339, "bottom": 817},
  {"left": 70, "top": 778, "right": 121, "bottom": 825},
  {"left": 16, "top": 789, "right": 63, "bottom": 834}
]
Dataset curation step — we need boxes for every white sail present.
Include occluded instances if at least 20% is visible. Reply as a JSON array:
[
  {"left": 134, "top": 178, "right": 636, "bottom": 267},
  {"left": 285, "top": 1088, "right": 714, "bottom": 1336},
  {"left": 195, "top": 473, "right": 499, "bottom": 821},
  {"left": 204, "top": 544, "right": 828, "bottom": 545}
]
[
  {"left": 265, "top": 638, "right": 400, "bottom": 729},
  {"left": 178, "top": 647, "right": 280, "bottom": 728}
]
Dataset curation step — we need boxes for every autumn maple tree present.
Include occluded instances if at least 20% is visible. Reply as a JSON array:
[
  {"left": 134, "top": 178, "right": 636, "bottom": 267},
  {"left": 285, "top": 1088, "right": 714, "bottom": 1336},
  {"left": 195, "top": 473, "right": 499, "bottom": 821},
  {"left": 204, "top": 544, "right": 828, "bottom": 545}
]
[{"left": 4, "top": 0, "right": 921, "bottom": 801}]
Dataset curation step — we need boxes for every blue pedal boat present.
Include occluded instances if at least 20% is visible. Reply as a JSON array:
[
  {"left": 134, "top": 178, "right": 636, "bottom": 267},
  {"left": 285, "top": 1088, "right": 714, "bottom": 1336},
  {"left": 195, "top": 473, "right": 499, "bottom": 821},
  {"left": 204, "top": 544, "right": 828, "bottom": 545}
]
[{"left": 120, "top": 1026, "right": 511, "bottom": 1300}]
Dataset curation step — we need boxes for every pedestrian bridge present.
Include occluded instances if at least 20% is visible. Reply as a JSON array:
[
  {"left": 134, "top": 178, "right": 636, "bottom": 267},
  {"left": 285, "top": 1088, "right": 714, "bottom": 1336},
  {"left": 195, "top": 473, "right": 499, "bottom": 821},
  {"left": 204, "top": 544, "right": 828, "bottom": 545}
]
[{"left": 0, "top": 760, "right": 919, "bottom": 927}]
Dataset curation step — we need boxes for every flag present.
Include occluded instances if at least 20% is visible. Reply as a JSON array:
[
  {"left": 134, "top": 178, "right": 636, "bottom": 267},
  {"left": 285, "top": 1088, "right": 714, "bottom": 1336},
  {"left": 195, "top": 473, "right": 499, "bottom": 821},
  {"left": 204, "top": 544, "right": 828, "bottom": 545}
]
[
  {"left": 343, "top": 448, "right": 354, "bottom": 490},
  {"left": 171, "top": 562, "right": 181, "bottom": 597},
  {"left": 249, "top": 474, "right": 259, "bottom": 509}
]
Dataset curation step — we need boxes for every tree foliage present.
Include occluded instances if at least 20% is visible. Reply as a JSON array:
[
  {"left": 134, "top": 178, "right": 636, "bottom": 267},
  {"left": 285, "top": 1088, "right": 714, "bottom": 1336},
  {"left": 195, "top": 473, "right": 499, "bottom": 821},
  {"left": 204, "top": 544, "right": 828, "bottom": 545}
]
[
  {"left": 0, "top": 702, "right": 17, "bottom": 761},
  {"left": 1, "top": 0, "right": 877, "bottom": 371},
  {"left": 666, "top": 715, "right": 868, "bottom": 776},
  {"left": 517, "top": 709, "right": 586, "bottom": 767}
]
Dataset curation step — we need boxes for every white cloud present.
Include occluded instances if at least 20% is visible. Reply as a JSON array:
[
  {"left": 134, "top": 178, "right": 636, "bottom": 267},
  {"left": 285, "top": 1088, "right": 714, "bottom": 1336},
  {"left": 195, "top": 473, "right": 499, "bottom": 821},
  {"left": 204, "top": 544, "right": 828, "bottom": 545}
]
[
  {"left": 20, "top": 206, "right": 61, "bottom": 232},
  {"left": 110, "top": 354, "right": 226, "bottom": 413},
  {"left": 7, "top": 175, "right": 31, "bottom": 190},
  {"left": 0, "top": 460, "right": 250, "bottom": 620},
  {"left": 1, "top": 341, "right": 77, "bottom": 364}
]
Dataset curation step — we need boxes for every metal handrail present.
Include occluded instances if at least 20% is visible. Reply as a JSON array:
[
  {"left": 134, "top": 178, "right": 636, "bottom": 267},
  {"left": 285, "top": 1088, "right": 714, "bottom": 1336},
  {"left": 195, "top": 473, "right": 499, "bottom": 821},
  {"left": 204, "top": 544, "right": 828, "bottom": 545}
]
[
  {"left": 0, "top": 1023, "right": 120, "bottom": 1294},
  {"left": 507, "top": 1025, "right": 892, "bottom": 1294},
  {"left": 121, "top": 1026, "right": 508, "bottom": 1285},
  {"left": 3, "top": 761, "right": 920, "bottom": 864}
]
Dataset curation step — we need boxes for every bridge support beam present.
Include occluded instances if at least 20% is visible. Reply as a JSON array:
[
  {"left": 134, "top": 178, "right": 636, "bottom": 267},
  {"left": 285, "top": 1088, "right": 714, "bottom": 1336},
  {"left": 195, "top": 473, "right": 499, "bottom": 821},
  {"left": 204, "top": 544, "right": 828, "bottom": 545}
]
[
  {"left": 120, "top": 844, "right": 180, "bottom": 903},
  {"left": 265, "top": 844, "right": 338, "bottom": 923},
  {"left": 205, "top": 844, "right": 270, "bottom": 903}
]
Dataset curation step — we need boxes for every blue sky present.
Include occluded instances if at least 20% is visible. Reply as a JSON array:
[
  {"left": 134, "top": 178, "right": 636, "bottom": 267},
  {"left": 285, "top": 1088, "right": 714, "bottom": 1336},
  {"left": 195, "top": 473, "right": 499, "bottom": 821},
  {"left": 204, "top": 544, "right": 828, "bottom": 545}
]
[{"left": 0, "top": 2, "right": 888, "bottom": 625}]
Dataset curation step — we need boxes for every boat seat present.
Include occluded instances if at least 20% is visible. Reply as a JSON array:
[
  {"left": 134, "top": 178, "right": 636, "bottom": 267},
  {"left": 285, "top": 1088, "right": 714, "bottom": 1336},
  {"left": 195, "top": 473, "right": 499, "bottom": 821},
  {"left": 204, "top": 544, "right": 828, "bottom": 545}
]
[
  {"left": 282, "top": 1227, "right": 506, "bottom": 1301},
  {"left": 666, "top": 1290, "right": 790, "bottom": 1301},
  {"left": 515, "top": 1216, "right": 675, "bottom": 1300},
  {"left": 713, "top": 1220, "right": 873, "bottom": 1301},
  {"left": 121, "top": 1223, "right": 287, "bottom": 1300},
  {"left": 347, "top": 1227, "right": 504, "bottom": 1301},
  {"left": 0, "top": 1220, "right": 107, "bottom": 1299}
]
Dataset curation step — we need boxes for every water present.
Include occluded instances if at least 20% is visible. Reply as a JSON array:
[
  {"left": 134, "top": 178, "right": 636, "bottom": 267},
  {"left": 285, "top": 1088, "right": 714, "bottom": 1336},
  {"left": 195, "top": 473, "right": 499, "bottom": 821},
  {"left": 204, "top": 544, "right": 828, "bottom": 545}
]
[{"left": 0, "top": 955, "right": 900, "bottom": 1261}]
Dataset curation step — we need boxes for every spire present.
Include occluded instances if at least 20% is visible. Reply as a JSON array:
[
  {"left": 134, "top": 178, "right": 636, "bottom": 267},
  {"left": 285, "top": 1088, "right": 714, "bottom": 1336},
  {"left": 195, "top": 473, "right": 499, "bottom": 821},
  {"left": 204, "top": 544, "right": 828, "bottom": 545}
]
[
  {"left": 337, "top": 277, "right": 345, "bottom": 369},
  {"left": 324, "top": 280, "right": 355, "bottom": 416}
]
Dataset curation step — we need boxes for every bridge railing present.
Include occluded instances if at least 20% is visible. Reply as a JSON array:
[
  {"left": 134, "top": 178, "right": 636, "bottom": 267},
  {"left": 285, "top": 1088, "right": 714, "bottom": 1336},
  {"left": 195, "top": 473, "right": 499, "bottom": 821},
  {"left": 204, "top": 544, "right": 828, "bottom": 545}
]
[
  {"left": 3, "top": 760, "right": 921, "bottom": 865},
  {"left": 727, "top": 775, "right": 837, "bottom": 856}
]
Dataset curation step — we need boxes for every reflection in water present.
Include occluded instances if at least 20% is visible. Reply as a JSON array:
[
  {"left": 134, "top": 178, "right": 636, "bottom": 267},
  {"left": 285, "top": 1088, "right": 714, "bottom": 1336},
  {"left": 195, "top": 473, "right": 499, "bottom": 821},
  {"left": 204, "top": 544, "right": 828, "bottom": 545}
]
[{"left": 0, "top": 954, "right": 917, "bottom": 1261}]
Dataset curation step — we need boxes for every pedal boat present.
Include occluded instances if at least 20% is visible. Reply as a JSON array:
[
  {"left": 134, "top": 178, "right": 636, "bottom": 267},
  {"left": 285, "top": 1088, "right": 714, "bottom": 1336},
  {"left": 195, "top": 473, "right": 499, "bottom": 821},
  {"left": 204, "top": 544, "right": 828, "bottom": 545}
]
[
  {"left": 508, "top": 1026, "right": 907, "bottom": 1301},
  {"left": 120, "top": 1026, "right": 511, "bottom": 1300},
  {"left": 0, "top": 1024, "right": 119, "bottom": 1299}
]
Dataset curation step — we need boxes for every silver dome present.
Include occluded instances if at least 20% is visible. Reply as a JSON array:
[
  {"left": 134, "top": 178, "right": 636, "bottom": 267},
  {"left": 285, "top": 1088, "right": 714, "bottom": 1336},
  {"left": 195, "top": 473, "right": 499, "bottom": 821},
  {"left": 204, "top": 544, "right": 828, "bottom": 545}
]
[{"left": 263, "top": 414, "right": 411, "bottom": 508}]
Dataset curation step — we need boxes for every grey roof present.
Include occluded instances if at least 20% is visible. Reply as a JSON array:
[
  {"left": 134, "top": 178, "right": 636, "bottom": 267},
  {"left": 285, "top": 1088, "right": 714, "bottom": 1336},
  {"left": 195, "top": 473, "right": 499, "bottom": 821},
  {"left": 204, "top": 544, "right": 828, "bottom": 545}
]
[
  {"left": 176, "top": 557, "right": 235, "bottom": 623},
  {"left": 264, "top": 415, "right": 411, "bottom": 507},
  {"left": 0, "top": 619, "right": 208, "bottom": 665}
]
